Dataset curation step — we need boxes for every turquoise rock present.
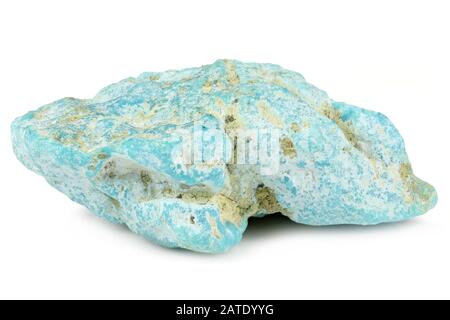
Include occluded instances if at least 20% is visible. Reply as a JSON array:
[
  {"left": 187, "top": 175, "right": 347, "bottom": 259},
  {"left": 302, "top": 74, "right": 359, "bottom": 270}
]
[{"left": 11, "top": 60, "right": 437, "bottom": 253}]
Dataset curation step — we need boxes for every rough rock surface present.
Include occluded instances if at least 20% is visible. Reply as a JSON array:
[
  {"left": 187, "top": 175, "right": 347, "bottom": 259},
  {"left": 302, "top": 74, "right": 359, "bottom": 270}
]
[{"left": 11, "top": 60, "right": 437, "bottom": 253}]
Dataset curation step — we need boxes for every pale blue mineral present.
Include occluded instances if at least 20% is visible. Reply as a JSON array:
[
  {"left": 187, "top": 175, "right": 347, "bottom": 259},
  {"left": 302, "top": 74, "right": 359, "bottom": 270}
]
[{"left": 11, "top": 60, "right": 437, "bottom": 253}]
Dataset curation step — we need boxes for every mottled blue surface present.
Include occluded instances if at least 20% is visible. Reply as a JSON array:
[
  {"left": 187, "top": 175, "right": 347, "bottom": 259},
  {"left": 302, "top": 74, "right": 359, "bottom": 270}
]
[{"left": 11, "top": 60, "right": 437, "bottom": 253}]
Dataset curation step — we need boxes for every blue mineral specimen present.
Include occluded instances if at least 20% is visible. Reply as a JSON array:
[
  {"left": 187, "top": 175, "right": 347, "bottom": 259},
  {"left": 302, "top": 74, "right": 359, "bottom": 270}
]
[{"left": 11, "top": 60, "right": 437, "bottom": 253}]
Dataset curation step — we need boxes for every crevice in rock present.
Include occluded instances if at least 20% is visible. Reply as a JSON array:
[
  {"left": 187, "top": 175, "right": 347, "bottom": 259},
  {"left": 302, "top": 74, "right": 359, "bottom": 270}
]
[{"left": 320, "top": 103, "right": 361, "bottom": 151}]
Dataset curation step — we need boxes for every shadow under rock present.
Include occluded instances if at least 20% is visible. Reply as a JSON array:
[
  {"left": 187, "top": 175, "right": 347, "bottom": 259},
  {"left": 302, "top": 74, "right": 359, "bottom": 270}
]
[
  {"left": 244, "top": 212, "right": 421, "bottom": 241},
  {"left": 77, "top": 206, "right": 422, "bottom": 255}
]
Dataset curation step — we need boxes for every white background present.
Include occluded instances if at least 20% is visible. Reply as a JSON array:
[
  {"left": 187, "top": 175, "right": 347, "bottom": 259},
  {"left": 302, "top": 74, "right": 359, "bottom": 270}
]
[{"left": 1, "top": 0, "right": 449, "bottom": 299}]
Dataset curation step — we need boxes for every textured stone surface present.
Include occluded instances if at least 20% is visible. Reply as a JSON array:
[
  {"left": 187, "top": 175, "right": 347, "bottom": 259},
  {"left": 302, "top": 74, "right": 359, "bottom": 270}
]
[{"left": 11, "top": 59, "right": 437, "bottom": 253}]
